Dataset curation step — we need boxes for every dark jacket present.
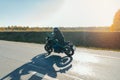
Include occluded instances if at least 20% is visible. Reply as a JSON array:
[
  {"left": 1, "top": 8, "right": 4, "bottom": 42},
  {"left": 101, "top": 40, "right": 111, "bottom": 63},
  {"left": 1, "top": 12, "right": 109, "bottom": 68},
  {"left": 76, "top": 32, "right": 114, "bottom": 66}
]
[{"left": 53, "top": 28, "right": 65, "bottom": 45}]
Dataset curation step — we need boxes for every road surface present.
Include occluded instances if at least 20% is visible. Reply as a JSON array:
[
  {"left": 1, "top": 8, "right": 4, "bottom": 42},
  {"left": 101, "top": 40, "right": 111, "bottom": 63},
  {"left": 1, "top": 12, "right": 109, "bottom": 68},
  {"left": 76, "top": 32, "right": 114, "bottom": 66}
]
[{"left": 0, "top": 40, "right": 120, "bottom": 80}]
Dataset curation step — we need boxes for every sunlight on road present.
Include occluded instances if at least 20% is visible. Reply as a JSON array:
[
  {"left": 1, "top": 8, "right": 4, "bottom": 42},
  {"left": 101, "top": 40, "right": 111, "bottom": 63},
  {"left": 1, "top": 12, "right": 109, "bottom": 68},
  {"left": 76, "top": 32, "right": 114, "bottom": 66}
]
[
  {"left": 72, "top": 64, "right": 93, "bottom": 75},
  {"left": 71, "top": 51, "right": 100, "bottom": 76},
  {"left": 73, "top": 51, "right": 100, "bottom": 63}
]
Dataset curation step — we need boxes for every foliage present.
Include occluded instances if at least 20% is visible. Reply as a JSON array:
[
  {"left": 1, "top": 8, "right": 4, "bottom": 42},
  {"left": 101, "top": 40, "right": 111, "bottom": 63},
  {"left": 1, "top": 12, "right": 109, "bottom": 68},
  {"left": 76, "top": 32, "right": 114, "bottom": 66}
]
[
  {"left": 0, "top": 32, "right": 120, "bottom": 49},
  {"left": 110, "top": 9, "right": 120, "bottom": 31},
  {"left": 0, "top": 26, "right": 109, "bottom": 32}
]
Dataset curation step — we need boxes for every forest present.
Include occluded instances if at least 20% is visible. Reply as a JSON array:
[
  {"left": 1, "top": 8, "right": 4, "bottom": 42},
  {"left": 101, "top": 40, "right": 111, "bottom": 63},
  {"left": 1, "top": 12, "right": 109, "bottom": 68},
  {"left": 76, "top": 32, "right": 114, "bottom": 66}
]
[{"left": 0, "top": 26, "right": 110, "bottom": 32}]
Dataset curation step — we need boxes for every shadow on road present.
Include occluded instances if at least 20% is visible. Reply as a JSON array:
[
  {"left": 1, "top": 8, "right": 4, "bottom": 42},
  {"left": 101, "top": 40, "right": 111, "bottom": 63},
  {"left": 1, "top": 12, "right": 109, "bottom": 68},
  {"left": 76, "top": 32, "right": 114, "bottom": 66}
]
[{"left": 1, "top": 53, "right": 73, "bottom": 80}]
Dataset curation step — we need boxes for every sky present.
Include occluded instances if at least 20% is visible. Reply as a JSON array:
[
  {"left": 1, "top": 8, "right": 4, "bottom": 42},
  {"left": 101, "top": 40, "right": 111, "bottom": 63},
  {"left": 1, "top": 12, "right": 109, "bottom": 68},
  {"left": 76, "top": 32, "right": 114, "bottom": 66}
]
[{"left": 0, "top": 0, "right": 120, "bottom": 27}]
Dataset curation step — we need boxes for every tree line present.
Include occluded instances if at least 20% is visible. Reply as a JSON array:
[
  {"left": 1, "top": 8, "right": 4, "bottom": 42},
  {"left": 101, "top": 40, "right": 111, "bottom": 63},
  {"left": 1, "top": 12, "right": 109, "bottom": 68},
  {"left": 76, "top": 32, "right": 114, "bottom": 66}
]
[{"left": 0, "top": 26, "right": 110, "bottom": 32}]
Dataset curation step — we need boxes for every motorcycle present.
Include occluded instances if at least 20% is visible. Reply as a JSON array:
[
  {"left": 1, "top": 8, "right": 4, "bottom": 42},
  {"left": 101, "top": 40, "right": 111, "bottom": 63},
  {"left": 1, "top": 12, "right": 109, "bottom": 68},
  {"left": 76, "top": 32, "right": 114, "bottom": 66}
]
[{"left": 44, "top": 33, "right": 75, "bottom": 57}]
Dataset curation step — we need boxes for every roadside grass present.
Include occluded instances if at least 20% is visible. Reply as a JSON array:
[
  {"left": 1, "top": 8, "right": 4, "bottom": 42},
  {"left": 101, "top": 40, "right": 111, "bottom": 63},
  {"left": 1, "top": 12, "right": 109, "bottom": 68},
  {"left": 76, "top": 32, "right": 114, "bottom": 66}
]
[{"left": 0, "top": 31, "right": 120, "bottom": 50}]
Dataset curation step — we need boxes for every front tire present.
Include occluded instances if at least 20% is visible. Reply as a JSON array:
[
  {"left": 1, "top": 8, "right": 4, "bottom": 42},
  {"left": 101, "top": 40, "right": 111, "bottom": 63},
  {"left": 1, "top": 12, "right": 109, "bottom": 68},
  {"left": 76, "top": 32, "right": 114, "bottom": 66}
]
[{"left": 44, "top": 44, "right": 53, "bottom": 55}]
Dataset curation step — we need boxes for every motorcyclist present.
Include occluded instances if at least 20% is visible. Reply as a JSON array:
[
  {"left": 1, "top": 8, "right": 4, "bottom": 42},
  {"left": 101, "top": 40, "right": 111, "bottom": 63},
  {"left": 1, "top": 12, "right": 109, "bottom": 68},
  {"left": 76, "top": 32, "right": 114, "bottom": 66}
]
[
  {"left": 53, "top": 27, "right": 65, "bottom": 45},
  {"left": 45, "top": 27, "right": 75, "bottom": 56},
  {"left": 52, "top": 27, "right": 65, "bottom": 52}
]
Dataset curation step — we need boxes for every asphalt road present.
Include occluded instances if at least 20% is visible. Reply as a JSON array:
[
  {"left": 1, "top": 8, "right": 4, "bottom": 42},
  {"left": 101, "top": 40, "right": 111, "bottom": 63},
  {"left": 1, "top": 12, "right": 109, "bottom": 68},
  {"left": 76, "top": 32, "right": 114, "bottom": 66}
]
[{"left": 0, "top": 40, "right": 120, "bottom": 80}]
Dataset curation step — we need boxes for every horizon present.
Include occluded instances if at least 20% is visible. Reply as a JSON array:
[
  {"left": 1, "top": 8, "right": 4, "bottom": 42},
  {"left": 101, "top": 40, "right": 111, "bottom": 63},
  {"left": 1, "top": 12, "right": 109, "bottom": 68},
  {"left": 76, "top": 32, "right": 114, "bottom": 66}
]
[{"left": 0, "top": 0, "right": 120, "bottom": 27}]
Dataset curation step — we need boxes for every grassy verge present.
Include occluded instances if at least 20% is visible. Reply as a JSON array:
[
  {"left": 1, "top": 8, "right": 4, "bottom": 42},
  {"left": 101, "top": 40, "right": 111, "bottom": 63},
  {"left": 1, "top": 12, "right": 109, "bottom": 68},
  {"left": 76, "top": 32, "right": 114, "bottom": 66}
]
[{"left": 0, "top": 31, "right": 120, "bottom": 50}]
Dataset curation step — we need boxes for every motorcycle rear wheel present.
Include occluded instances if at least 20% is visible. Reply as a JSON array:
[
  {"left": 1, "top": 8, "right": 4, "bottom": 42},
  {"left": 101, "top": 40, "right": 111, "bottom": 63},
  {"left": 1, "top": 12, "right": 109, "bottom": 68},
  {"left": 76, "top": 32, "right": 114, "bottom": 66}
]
[{"left": 64, "top": 47, "right": 74, "bottom": 57}]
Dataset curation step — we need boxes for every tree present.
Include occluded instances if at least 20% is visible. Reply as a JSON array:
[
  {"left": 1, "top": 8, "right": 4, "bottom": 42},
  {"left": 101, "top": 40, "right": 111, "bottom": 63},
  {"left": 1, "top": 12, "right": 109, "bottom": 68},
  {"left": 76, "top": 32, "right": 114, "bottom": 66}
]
[{"left": 110, "top": 9, "right": 120, "bottom": 31}]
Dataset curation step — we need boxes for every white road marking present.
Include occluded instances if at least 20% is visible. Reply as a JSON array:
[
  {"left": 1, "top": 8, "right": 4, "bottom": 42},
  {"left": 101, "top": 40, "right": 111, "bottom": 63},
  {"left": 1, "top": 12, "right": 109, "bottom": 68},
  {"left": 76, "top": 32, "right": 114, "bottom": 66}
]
[
  {"left": 30, "top": 71, "right": 44, "bottom": 78},
  {"left": 30, "top": 71, "right": 58, "bottom": 80}
]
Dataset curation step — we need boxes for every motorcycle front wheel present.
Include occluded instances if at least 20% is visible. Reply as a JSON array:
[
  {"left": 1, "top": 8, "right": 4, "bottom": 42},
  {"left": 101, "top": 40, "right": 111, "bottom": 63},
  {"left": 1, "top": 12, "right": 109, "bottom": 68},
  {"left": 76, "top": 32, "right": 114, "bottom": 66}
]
[{"left": 44, "top": 44, "right": 53, "bottom": 54}]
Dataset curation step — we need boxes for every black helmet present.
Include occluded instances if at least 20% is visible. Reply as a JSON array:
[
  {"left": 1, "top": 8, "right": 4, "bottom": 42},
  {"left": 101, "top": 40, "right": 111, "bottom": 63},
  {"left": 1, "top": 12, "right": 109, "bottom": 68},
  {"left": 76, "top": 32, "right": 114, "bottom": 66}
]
[{"left": 54, "top": 27, "right": 58, "bottom": 32}]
